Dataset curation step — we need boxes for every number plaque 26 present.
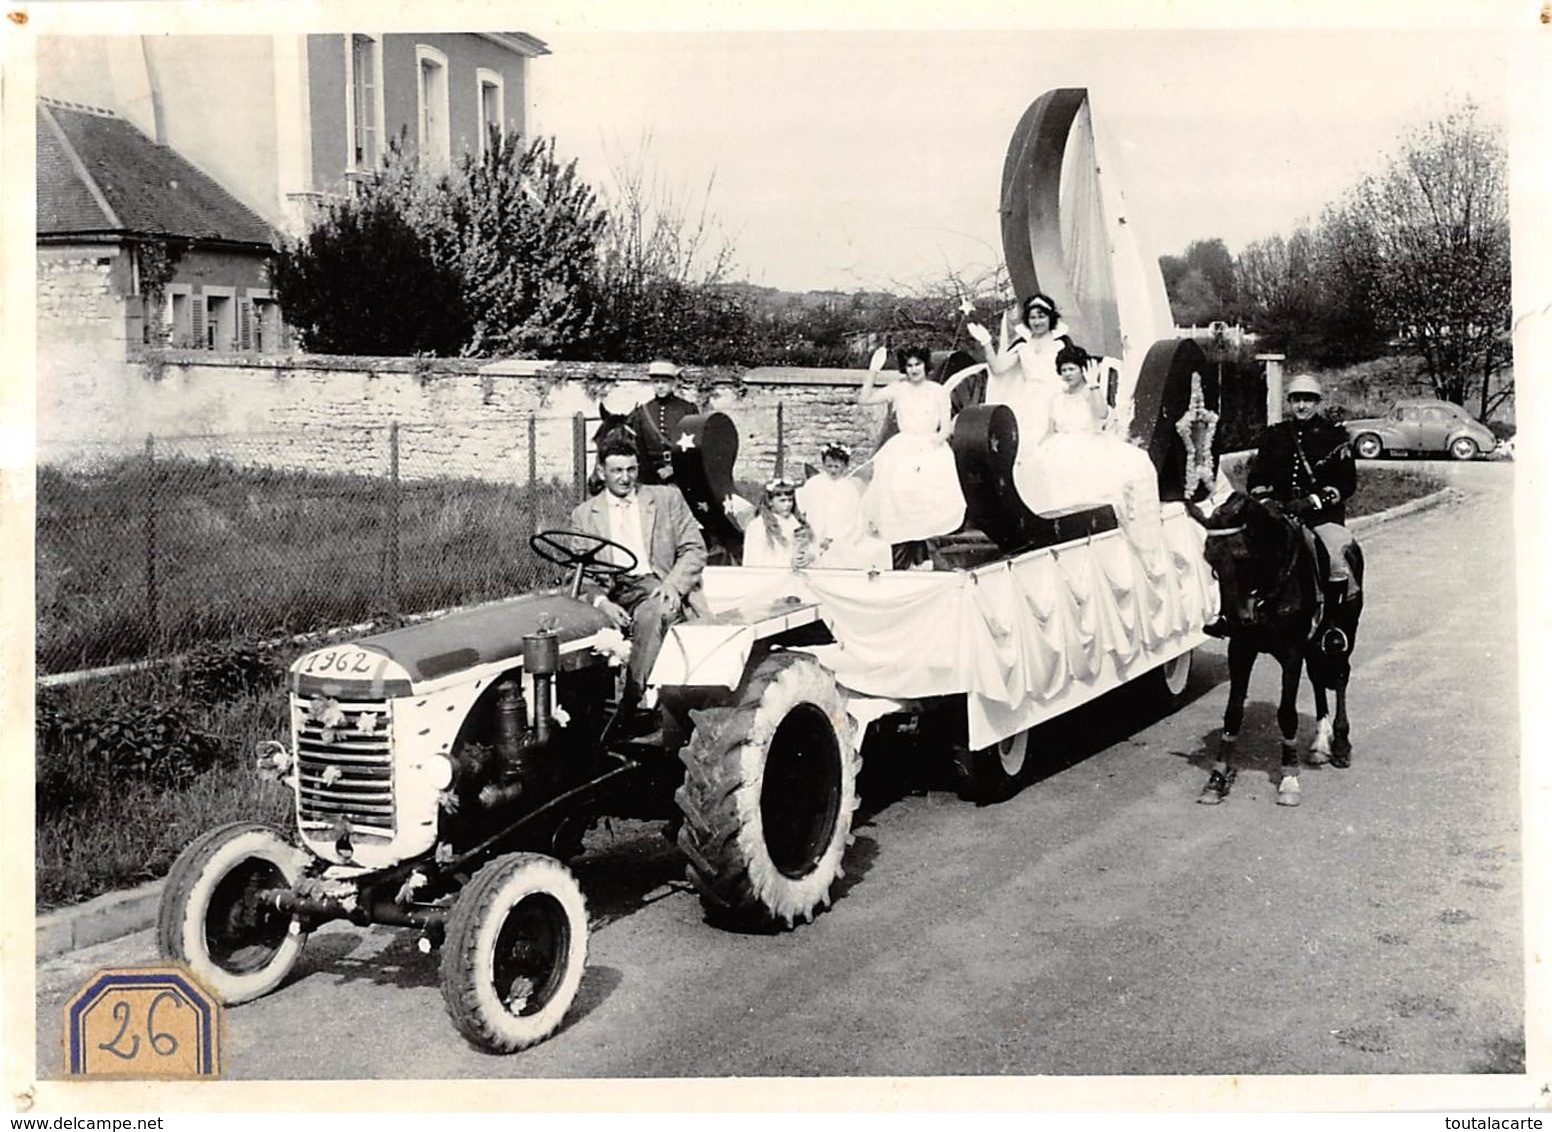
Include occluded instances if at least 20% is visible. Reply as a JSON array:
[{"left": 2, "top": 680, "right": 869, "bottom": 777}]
[{"left": 65, "top": 967, "right": 221, "bottom": 1078}]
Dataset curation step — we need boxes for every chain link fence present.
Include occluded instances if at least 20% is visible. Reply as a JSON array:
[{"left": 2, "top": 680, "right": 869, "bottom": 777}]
[{"left": 36, "top": 415, "right": 604, "bottom": 676}]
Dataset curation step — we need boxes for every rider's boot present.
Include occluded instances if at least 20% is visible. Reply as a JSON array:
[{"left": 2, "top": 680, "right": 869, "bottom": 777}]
[{"left": 1318, "top": 581, "right": 1350, "bottom": 656}]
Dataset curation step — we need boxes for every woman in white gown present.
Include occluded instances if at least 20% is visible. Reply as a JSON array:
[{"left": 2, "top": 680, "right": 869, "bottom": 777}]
[
  {"left": 741, "top": 479, "right": 813, "bottom": 568},
  {"left": 859, "top": 345, "right": 966, "bottom": 568},
  {"left": 967, "top": 293, "right": 1073, "bottom": 432},
  {"left": 966, "top": 293, "right": 1077, "bottom": 504},
  {"left": 1024, "top": 343, "right": 1163, "bottom": 546}
]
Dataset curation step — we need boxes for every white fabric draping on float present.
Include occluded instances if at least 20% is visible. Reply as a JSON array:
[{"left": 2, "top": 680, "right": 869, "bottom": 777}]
[{"left": 658, "top": 505, "right": 1217, "bottom": 751}]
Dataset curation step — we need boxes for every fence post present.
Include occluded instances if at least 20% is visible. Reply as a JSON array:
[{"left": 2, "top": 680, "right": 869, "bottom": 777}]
[
  {"left": 528, "top": 412, "right": 538, "bottom": 487},
  {"left": 387, "top": 421, "right": 401, "bottom": 619},
  {"left": 144, "top": 434, "right": 159, "bottom": 649},
  {"left": 775, "top": 402, "right": 785, "bottom": 479},
  {"left": 572, "top": 412, "right": 587, "bottom": 499}
]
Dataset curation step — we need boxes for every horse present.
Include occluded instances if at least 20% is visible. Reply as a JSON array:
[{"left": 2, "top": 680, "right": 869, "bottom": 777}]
[{"left": 1194, "top": 490, "right": 1364, "bottom": 807}]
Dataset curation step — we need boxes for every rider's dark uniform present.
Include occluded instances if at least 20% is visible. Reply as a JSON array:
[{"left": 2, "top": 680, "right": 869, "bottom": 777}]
[
  {"left": 628, "top": 391, "right": 700, "bottom": 483},
  {"left": 1246, "top": 412, "right": 1359, "bottom": 603}
]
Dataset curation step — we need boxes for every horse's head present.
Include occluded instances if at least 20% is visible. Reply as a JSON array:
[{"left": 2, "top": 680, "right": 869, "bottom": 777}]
[
  {"left": 1200, "top": 491, "right": 1301, "bottom": 630},
  {"left": 592, "top": 410, "right": 637, "bottom": 448}
]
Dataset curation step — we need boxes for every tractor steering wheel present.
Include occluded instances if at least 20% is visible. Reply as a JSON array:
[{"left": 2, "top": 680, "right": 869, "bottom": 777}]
[{"left": 531, "top": 530, "right": 639, "bottom": 597}]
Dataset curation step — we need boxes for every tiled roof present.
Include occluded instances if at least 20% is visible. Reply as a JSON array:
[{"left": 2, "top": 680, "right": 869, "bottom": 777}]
[{"left": 37, "top": 98, "right": 277, "bottom": 247}]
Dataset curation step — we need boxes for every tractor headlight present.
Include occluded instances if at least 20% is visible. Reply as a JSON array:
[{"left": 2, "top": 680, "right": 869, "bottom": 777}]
[{"left": 423, "top": 754, "right": 455, "bottom": 791}]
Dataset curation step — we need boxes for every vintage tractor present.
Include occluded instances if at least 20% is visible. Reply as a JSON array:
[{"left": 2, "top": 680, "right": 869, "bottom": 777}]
[{"left": 157, "top": 517, "right": 865, "bottom": 1052}]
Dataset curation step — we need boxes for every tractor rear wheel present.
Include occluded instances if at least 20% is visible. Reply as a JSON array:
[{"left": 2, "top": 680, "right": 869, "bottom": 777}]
[
  {"left": 440, "top": 852, "right": 589, "bottom": 1053},
  {"left": 675, "top": 652, "right": 860, "bottom": 929},
  {"left": 155, "top": 822, "right": 308, "bottom": 1005}
]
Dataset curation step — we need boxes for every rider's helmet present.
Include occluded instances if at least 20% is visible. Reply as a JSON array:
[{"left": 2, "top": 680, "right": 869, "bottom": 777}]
[{"left": 1286, "top": 374, "right": 1323, "bottom": 400}]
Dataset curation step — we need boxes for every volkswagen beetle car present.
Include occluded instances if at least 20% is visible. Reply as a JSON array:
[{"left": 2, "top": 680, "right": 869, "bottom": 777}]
[{"left": 1343, "top": 399, "right": 1497, "bottom": 461}]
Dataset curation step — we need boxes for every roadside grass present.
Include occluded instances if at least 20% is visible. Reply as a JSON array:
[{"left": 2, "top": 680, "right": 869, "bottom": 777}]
[
  {"left": 1346, "top": 465, "right": 1448, "bottom": 519},
  {"left": 37, "top": 458, "right": 581, "bottom": 675}
]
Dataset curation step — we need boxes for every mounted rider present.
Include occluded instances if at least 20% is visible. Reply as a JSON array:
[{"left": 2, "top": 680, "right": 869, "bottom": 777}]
[{"left": 1213, "top": 373, "right": 1359, "bottom": 650}]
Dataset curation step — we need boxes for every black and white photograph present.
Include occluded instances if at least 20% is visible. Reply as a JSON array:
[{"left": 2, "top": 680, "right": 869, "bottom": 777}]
[{"left": 4, "top": 0, "right": 1548, "bottom": 1114}]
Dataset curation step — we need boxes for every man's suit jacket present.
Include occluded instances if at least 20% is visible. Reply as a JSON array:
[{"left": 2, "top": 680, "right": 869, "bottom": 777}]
[{"left": 568, "top": 485, "right": 710, "bottom": 615}]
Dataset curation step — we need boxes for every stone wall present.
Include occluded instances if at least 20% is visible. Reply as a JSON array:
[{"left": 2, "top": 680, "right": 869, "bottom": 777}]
[
  {"left": 37, "top": 247, "right": 131, "bottom": 350},
  {"left": 34, "top": 350, "right": 889, "bottom": 487}
]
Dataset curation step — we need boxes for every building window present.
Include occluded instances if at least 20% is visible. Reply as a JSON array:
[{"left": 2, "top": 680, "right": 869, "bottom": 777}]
[
  {"left": 248, "top": 293, "right": 283, "bottom": 354},
  {"left": 165, "top": 286, "right": 193, "bottom": 348},
  {"left": 416, "top": 44, "right": 451, "bottom": 173},
  {"left": 203, "top": 288, "right": 237, "bottom": 352},
  {"left": 477, "top": 67, "right": 505, "bottom": 159},
  {"left": 346, "top": 34, "right": 384, "bottom": 173}
]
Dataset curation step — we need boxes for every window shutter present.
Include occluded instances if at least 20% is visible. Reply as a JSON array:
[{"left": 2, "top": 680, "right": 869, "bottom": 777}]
[
  {"left": 190, "top": 297, "right": 205, "bottom": 348},
  {"left": 239, "top": 298, "right": 253, "bottom": 351}
]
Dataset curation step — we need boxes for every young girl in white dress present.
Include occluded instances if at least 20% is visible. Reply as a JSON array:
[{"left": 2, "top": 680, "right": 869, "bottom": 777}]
[
  {"left": 858, "top": 345, "right": 966, "bottom": 568},
  {"left": 741, "top": 479, "right": 813, "bottom": 568},
  {"left": 797, "top": 443, "right": 868, "bottom": 567}
]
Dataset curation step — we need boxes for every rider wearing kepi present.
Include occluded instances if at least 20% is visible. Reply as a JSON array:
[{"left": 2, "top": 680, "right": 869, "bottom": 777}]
[{"left": 1207, "top": 373, "right": 1358, "bottom": 648}]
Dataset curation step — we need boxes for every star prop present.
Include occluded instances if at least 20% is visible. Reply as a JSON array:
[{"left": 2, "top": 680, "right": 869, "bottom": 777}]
[
  {"left": 1175, "top": 371, "right": 1220, "bottom": 497},
  {"left": 676, "top": 432, "right": 696, "bottom": 451},
  {"left": 959, "top": 297, "right": 976, "bottom": 316}
]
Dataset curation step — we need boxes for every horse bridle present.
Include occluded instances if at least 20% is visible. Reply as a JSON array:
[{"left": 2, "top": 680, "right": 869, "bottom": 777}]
[{"left": 1204, "top": 514, "right": 1302, "bottom": 625}]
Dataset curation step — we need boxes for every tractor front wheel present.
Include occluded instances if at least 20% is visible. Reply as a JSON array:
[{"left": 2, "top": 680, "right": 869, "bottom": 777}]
[
  {"left": 676, "top": 652, "right": 860, "bottom": 929},
  {"left": 440, "top": 852, "right": 589, "bottom": 1053},
  {"left": 155, "top": 822, "right": 308, "bottom": 1005}
]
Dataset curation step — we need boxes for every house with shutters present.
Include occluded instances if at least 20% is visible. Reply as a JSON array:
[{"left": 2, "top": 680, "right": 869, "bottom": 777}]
[
  {"left": 37, "top": 96, "right": 284, "bottom": 354},
  {"left": 36, "top": 32, "right": 550, "bottom": 358},
  {"left": 37, "top": 32, "right": 550, "bottom": 235}
]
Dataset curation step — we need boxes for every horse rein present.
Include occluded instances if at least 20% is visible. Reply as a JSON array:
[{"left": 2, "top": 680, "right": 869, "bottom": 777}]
[{"left": 1203, "top": 516, "right": 1301, "bottom": 625}]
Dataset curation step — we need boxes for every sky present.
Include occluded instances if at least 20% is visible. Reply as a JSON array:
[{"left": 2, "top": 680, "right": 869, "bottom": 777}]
[{"left": 527, "top": 26, "right": 1515, "bottom": 293}]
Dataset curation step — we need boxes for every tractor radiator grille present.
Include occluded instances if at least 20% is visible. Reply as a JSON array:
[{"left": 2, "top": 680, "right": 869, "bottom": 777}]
[{"left": 292, "top": 695, "right": 395, "bottom": 840}]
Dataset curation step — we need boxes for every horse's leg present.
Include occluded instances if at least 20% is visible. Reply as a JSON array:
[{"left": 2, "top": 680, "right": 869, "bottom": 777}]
[
  {"left": 1308, "top": 672, "right": 1332, "bottom": 766},
  {"left": 1275, "top": 648, "right": 1304, "bottom": 807},
  {"left": 1330, "top": 598, "right": 1359, "bottom": 769},
  {"left": 1200, "top": 636, "right": 1253, "bottom": 805},
  {"left": 1330, "top": 671, "right": 1353, "bottom": 768}
]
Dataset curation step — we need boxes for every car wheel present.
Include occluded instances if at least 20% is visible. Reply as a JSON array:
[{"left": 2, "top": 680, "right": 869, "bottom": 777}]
[
  {"left": 1353, "top": 433, "right": 1383, "bottom": 460},
  {"left": 1449, "top": 436, "right": 1479, "bottom": 461}
]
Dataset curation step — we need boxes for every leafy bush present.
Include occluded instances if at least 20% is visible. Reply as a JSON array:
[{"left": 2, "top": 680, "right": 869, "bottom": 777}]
[
  {"left": 270, "top": 190, "right": 470, "bottom": 356},
  {"left": 176, "top": 640, "right": 285, "bottom": 705},
  {"left": 273, "top": 135, "right": 605, "bottom": 360},
  {"left": 36, "top": 690, "right": 224, "bottom": 820}
]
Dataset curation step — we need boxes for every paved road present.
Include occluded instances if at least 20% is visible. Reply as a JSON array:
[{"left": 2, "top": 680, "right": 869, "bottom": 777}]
[{"left": 34, "top": 460, "right": 1526, "bottom": 1082}]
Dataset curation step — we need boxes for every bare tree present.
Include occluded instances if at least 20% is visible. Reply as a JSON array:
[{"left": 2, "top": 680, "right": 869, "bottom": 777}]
[
  {"left": 591, "top": 132, "right": 747, "bottom": 361},
  {"left": 1330, "top": 100, "right": 1511, "bottom": 417},
  {"left": 599, "top": 132, "right": 738, "bottom": 290}
]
